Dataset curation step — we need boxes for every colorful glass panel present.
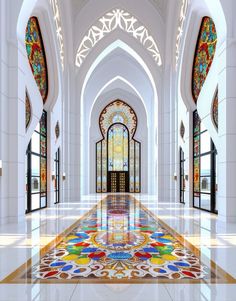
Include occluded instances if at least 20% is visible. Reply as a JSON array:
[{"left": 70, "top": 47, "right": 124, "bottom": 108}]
[
  {"left": 212, "top": 89, "right": 218, "bottom": 130},
  {"left": 41, "top": 157, "right": 47, "bottom": 192},
  {"left": 129, "top": 140, "right": 135, "bottom": 192},
  {"left": 26, "top": 91, "right": 31, "bottom": 129},
  {"left": 25, "top": 17, "right": 48, "bottom": 103},
  {"left": 192, "top": 17, "right": 217, "bottom": 102},
  {"left": 40, "top": 136, "right": 46, "bottom": 157},
  {"left": 100, "top": 100, "right": 137, "bottom": 137},
  {"left": 108, "top": 124, "right": 129, "bottom": 171},
  {"left": 96, "top": 142, "right": 102, "bottom": 193},
  {"left": 96, "top": 100, "right": 141, "bottom": 192},
  {"left": 102, "top": 140, "right": 107, "bottom": 192}
]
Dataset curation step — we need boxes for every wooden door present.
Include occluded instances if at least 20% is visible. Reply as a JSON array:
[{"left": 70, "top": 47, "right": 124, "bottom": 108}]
[{"left": 107, "top": 172, "right": 129, "bottom": 192}]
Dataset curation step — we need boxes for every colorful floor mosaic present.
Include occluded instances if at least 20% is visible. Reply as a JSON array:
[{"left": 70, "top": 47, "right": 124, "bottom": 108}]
[{"left": 2, "top": 195, "right": 235, "bottom": 284}]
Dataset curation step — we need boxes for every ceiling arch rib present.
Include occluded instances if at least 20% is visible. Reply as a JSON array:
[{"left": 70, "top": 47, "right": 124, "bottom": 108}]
[
  {"left": 89, "top": 76, "right": 148, "bottom": 128},
  {"left": 75, "top": 8, "right": 162, "bottom": 68}
]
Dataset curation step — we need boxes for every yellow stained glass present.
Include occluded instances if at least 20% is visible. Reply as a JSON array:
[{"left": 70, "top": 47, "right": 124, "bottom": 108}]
[{"left": 108, "top": 124, "right": 128, "bottom": 171}]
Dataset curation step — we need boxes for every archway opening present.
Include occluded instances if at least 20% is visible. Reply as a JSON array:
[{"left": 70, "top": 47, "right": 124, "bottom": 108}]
[{"left": 96, "top": 100, "right": 141, "bottom": 193}]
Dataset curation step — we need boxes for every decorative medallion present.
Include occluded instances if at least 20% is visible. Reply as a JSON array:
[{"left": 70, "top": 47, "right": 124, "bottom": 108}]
[
  {"left": 55, "top": 121, "right": 60, "bottom": 139},
  {"left": 212, "top": 88, "right": 218, "bottom": 130},
  {"left": 25, "top": 91, "right": 31, "bottom": 129},
  {"left": 180, "top": 121, "right": 185, "bottom": 139},
  {"left": 99, "top": 100, "right": 137, "bottom": 137}
]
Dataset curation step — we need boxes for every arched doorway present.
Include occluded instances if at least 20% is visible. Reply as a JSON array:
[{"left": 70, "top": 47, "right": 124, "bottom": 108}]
[{"left": 96, "top": 100, "right": 141, "bottom": 193}]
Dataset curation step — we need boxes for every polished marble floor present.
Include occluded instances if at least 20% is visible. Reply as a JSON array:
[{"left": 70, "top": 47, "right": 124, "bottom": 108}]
[{"left": 0, "top": 194, "right": 236, "bottom": 300}]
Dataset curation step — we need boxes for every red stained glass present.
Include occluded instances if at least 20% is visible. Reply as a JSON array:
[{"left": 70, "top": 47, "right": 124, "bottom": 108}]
[
  {"left": 192, "top": 17, "right": 217, "bottom": 102},
  {"left": 41, "top": 157, "right": 47, "bottom": 193},
  {"left": 25, "top": 17, "right": 48, "bottom": 103}
]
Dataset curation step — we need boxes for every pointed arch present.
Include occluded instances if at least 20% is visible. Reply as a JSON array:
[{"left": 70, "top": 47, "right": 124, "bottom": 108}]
[
  {"left": 75, "top": 8, "right": 162, "bottom": 68},
  {"left": 25, "top": 16, "right": 48, "bottom": 103},
  {"left": 192, "top": 16, "right": 217, "bottom": 103}
]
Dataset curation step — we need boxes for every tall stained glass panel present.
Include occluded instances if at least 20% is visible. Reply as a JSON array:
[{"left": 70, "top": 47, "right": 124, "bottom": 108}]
[
  {"left": 25, "top": 17, "right": 48, "bottom": 103},
  {"left": 180, "top": 148, "right": 185, "bottom": 204},
  {"left": 129, "top": 140, "right": 135, "bottom": 192},
  {"left": 96, "top": 100, "right": 141, "bottom": 193},
  {"left": 212, "top": 89, "right": 218, "bottom": 130},
  {"left": 96, "top": 142, "right": 102, "bottom": 193},
  {"left": 54, "top": 148, "right": 60, "bottom": 204},
  {"left": 108, "top": 124, "right": 128, "bottom": 171},
  {"left": 192, "top": 17, "right": 217, "bottom": 102},
  {"left": 102, "top": 140, "right": 107, "bottom": 192}
]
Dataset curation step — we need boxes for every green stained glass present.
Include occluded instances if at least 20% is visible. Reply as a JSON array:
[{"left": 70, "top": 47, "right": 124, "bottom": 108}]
[
  {"left": 96, "top": 100, "right": 141, "bottom": 192},
  {"left": 25, "top": 17, "right": 48, "bottom": 103},
  {"left": 192, "top": 17, "right": 217, "bottom": 102},
  {"left": 108, "top": 124, "right": 129, "bottom": 171},
  {"left": 40, "top": 111, "right": 47, "bottom": 135}
]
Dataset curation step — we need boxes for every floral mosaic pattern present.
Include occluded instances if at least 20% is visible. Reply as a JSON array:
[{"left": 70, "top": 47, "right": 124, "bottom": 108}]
[
  {"left": 27, "top": 196, "right": 209, "bottom": 281},
  {"left": 212, "top": 89, "right": 218, "bottom": 130},
  {"left": 25, "top": 17, "right": 48, "bottom": 103},
  {"left": 25, "top": 91, "right": 31, "bottom": 129},
  {"left": 99, "top": 100, "right": 137, "bottom": 137},
  {"left": 192, "top": 17, "right": 217, "bottom": 102}
]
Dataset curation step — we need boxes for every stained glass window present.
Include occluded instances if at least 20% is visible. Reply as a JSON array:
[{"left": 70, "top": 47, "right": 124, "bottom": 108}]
[
  {"left": 180, "top": 148, "right": 185, "bottom": 204},
  {"left": 25, "top": 111, "right": 47, "bottom": 212},
  {"left": 25, "top": 17, "right": 48, "bottom": 103},
  {"left": 212, "top": 89, "right": 218, "bottom": 130},
  {"left": 25, "top": 91, "right": 31, "bottom": 129},
  {"left": 54, "top": 149, "right": 60, "bottom": 204},
  {"left": 193, "top": 110, "right": 217, "bottom": 213},
  {"left": 108, "top": 124, "right": 129, "bottom": 171},
  {"left": 192, "top": 17, "right": 217, "bottom": 102},
  {"left": 96, "top": 100, "right": 141, "bottom": 193}
]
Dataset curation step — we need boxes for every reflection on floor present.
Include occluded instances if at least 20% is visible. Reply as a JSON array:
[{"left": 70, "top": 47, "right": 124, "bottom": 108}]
[
  {"left": 1, "top": 194, "right": 236, "bottom": 300},
  {"left": 2, "top": 195, "right": 234, "bottom": 284}
]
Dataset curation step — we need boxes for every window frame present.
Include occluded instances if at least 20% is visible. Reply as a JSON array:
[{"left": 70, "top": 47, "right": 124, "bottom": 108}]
[{"left": 193, "top": 110, "right": 217, "bottom": 214}]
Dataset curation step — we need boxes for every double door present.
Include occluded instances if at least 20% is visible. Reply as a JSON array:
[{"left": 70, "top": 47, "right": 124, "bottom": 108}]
[{"left": 107, "top": 171, "right": 129, "bottom": 192}]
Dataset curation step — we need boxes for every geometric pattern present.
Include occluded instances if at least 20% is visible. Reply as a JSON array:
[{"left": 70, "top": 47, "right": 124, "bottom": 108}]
[
  {"left": 75, "top": 8, "right": 162, "bottom": 68},
  {"left": 99, "top": 100, "right": 137, "bottom": 138},
  {"left": 2, "top": 195, "right": 235, "bottom": 284}
]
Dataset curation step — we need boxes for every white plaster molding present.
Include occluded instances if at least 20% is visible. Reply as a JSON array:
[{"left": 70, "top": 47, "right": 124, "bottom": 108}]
[
  {"left": 175, "top": 0, "right": 188, "bottom": 68},
  {"left": 49, "top": 0, "right": 64, "bottom": 70},
  {"left": 75, "top": 8, "right": 162, "bottom": 68}
]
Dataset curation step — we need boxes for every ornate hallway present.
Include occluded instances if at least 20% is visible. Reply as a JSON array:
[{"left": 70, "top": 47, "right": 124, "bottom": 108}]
[{"left": 0, "top": 195, "right": 236, "bottom": 299}]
